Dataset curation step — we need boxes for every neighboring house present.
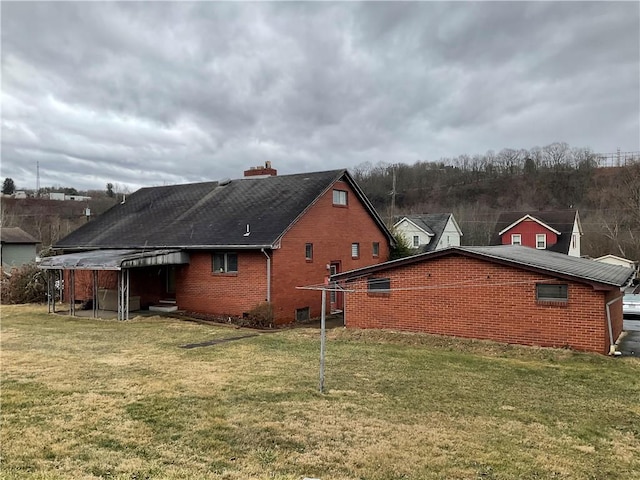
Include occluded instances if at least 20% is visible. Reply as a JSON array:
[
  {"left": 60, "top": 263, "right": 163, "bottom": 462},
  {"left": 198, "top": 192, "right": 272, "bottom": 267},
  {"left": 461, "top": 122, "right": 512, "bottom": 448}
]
[
  {"left": 49, "top": 193, "right": 92, "bottom": 201},
  {"left": 595, "top": 254, "right": 637, "bottom": 270},
  {"left": 39, "top": 166, "right": 394, "bottom": 322},
  {"left": 0, "top": 227, "right": 40, "bottom": 269},
  {"left": 393, "top": 213, "right": 462, "bottom": 252},
  {"left": 492, "top": 210, "right": 582, "bottom": 256},
  {"left": 332, "top": 245, "right": 635, "bottom": 355}
]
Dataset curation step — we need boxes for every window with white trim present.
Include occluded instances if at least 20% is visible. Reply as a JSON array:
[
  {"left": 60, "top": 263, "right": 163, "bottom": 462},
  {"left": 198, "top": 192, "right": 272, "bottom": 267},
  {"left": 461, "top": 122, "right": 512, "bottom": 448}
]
[
  {"left": 511, "top": 234, "right": 521, "bottom": 246},
  {"left": 536, "top": 284, "right": 568, "bottom": 302},
  {"left": 413, "top": 235, "right": 420, "bottom": 247},
  {"left": 351, "top": 243, "right": 360, "bottom": 259},
  {"left": 536, "top": 234, "right": 547, "bottom": 249},
  {"left": 212, "top": 252, "right": 238, "bottom": 273},
  {"left": 332, "top": 189, "right": 348, "bottom": 206}
]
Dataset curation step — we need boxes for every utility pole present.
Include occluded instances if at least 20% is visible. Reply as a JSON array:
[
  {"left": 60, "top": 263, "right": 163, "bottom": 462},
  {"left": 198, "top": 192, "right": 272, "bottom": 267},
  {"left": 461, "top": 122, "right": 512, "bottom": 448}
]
[
  {"left": 389, "top": 164, "right": 397, "bottom": 225},
  {"left": 36, "top": 161, "right": 40, "bottom": 197}
]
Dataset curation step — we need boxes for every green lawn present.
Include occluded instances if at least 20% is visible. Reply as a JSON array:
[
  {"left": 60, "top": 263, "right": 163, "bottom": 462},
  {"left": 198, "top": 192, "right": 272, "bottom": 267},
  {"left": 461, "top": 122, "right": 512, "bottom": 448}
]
[{"left": 1, "top": 304, "right": 639, "bottom": 479}]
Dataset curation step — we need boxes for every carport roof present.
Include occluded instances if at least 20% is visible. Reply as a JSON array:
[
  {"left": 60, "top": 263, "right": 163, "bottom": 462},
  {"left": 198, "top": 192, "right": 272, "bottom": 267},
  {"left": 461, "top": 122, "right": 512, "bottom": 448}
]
[
  {"left": 332, "top": 245, "right": 635, "bottom": 288},
  {"left": 38, "top": 249, "right": 189, "bottom": 271}
]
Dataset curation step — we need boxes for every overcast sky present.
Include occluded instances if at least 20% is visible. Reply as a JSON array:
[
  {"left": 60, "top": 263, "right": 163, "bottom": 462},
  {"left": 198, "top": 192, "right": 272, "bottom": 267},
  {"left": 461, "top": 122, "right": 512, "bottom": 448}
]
[{"left": 2, "top": 1, "right": 639, "bottom": 192}]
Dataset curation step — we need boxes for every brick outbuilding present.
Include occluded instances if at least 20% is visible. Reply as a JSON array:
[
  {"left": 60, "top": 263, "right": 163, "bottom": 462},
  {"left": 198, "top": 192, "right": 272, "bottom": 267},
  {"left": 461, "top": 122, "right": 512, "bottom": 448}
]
[
  {"left": 40, "top": 167, "right": 393, "bottom": 323},
  {"left": 331, "top": 246, "right": 635, "bottom": 354}
]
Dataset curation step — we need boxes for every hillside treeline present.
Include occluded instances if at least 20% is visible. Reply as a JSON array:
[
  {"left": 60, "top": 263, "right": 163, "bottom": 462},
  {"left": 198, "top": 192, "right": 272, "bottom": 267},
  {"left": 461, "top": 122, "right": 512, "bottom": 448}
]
[{"left": 352, "top": 143, "right": 640, "bottom": 260}]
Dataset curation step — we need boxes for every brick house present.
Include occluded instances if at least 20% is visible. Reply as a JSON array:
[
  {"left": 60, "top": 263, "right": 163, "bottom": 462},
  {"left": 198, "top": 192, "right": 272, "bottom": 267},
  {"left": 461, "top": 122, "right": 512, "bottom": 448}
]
[
  {"left": 40, "top": 166, "right": 394, "bottom": 322},
  {"left": 331, "top": 245, "right": 634, "bottom": 354},
  {"left": 492, "top": 210, "right": 582, "bottom": 256}
]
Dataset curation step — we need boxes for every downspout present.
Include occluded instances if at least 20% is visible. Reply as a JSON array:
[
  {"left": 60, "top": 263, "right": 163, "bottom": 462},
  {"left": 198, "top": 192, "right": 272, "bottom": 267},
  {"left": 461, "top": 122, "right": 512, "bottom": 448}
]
[
  {"left": 606, "top": 294, "right": 624, "bottom": 356},
  {"left": 261, "top": 248, "right": 271, "bottom": 303}
]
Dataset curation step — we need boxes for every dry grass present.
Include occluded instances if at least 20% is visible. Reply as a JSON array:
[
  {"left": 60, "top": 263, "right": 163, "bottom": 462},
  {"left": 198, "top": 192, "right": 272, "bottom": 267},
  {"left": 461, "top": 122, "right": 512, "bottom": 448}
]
[{"left": 1, "top": 304, "right": 639, "bottom": 479}]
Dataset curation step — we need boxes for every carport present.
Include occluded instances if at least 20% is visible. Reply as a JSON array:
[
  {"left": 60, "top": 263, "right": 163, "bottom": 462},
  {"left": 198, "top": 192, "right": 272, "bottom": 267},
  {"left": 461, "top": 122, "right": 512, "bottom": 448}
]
[{"left": 39, "top": 249, "right": 189, "bottom": 320}]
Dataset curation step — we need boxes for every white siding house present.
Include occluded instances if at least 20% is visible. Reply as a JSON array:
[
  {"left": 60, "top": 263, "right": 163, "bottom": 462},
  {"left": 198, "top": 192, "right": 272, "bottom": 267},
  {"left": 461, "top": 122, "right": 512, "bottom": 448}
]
[{"left": 394, "top": 213, "right": 463, "bottom": 252}]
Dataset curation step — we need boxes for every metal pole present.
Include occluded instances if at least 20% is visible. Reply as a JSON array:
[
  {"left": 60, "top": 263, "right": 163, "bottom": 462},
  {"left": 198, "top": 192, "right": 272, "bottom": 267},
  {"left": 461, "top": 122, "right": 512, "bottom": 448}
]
[
  {"left": 93, "top": 270, "right": 98, "bottom": 318},
  {"left": 70, "top": 271, "right": 75, "bottom": 316},
  {"left": 117, "top": 271, "right": 122, "bottom": 321},
  {"left": 319, "top": 288, "right": 326, "bottom": 393},
  {"left": 47, "top": 270, "right": 51, "bottom": 313},
  {"left": 125, "top": 269, "right": 130, "bottom": 321}
]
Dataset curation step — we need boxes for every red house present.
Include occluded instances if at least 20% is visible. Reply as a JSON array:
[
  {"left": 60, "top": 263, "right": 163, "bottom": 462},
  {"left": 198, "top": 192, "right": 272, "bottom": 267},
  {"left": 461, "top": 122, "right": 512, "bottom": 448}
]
[
  {"left": 40, "top": 166, "right": 394, "bottom": 323},
  {"left": 332, "top": 246, "right": 634, "bottom": 355},
  {"left": 492, "top": 210, "right": 582, "bottom": 256}
]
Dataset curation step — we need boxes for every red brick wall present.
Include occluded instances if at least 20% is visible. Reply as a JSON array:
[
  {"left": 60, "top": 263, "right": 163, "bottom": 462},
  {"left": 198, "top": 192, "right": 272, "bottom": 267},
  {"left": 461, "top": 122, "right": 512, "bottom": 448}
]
[
  {"left": 176, "top": 250, "right": 268, "bottom": 316},
  {"left": 501, "top": 220, "right": 558, "bottom": 249},
  {"left": 343, "top": 255, "right": 617, "bottom": 354},
  {"left": 271, "top": 179, "right": 390, "bottom": 322},
  {"left": 65, "top": 270, "right": 117, "bottom": 302}
]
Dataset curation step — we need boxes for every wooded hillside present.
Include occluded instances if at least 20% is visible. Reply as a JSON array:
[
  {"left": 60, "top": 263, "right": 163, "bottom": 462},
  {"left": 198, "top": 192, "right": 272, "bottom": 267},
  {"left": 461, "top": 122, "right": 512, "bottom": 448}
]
[{"left": 352, "top": 143, "right": 640, "bottom": 260}]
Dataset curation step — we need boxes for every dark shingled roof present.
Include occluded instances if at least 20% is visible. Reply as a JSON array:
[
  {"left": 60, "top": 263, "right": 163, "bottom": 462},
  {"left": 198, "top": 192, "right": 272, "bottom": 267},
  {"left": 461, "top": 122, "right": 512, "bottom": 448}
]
[
  {"left": 0, "top": 227, "right": 39, "bottom": 244},
  {"left": 55, "top": 169, "right": 391, "bottom": 250},
  {"left": 332, "top": 245, "right": 634, "bottom": 288},
  {"left": 491, "top": 210, "right": 579, "bottom": 254},
  {"left": 396, "top": 213, "right": 453, "bottom": 252}
]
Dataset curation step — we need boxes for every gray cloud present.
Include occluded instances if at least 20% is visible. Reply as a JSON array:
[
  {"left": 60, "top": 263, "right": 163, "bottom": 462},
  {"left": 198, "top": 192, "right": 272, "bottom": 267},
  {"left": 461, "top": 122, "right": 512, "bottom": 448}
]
[{"left": 1, "top": 1, "right": 638, "bottom": 192}]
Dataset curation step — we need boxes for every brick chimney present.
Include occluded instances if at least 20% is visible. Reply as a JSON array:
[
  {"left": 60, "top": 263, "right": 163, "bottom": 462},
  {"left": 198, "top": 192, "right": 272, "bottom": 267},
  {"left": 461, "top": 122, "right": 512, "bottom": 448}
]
[{"left": 243, "top": 161, "right": 277, "bottom": 177}]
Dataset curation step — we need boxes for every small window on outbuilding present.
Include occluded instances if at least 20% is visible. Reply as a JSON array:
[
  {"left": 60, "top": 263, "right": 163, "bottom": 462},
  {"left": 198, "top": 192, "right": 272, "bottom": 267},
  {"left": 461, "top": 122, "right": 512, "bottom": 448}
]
[
  {"left": 536, "top": 234, "right": 547, "bottom": 249},
  {"left": 536, "top": 283, "right": 568, "bottom": 302},
  {"left": 511, "top": 234, "right": 521, "bottom": 246},
  {"left": 368, "top": 277, "right": 390, "bottom": 292}
]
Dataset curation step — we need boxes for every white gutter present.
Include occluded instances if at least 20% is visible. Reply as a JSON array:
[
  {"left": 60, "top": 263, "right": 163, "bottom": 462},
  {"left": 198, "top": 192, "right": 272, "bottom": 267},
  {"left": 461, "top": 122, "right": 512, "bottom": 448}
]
[
  {"left": 261, "top": 248, "right": 271, "bottom": 302},
  {"left": 605, "top": 294, "right": 624, "bottom": 355}
]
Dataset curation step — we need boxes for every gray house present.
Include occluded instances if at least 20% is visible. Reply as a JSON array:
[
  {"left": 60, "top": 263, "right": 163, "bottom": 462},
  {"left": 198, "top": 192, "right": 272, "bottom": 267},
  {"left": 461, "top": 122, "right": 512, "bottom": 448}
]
[{"left": 1, "top": 227, "right": 40, "bottom": 269}]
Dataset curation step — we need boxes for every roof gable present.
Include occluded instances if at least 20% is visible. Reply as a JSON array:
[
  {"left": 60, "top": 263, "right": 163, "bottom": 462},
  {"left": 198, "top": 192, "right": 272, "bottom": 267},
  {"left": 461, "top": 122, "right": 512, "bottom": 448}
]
[
  {"left": 0, "top": 227, "right": 39, "bottom": 244},
  {"left": 55, "top": 169, "right": 393, "bottom": 250},
  {"left": 497, "top": 214, "right": 562, "bottom": 236}
]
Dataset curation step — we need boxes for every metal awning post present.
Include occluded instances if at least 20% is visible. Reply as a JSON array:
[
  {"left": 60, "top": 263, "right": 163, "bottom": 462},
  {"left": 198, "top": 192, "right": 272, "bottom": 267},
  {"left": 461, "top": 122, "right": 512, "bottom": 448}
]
[
  {"left": 92, "top": 270, "right": 98, "bottom": 318},
  {"left": 117, "top": 270, "right": 122, "bottom": 321},
  {"left": 125, "top": 269, "right": 130, "bottom": 321},
  {"left": 69, "top": 270, "right": 76, "bottom": 316},
  {"left": 46, "top": 270, "right": 52, "bottom": 313}
]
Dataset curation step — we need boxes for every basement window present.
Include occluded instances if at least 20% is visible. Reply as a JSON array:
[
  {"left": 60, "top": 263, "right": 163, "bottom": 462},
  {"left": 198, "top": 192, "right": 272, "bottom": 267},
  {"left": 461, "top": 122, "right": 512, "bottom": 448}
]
[
  {"left": 296, "top": 307, "right": 310, "bottom": 322},
  {"left": 536, "top": 283, "right": 568, "bottom": 302},
  {"left": 333, "top": 189, "right": 348, "bottom": 206},
  {"left": 212, "top": 252, "right": 238, "bottom": 273}
]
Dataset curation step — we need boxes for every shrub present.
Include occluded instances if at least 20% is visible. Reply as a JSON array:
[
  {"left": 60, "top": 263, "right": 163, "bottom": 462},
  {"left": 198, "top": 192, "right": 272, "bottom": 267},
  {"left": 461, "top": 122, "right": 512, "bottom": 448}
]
[
  {"left": 1, "top": 263, "right": 47, "bottom": 304},
  {"left": 244, "top": 302, "right": 274, "bottom": 328}
]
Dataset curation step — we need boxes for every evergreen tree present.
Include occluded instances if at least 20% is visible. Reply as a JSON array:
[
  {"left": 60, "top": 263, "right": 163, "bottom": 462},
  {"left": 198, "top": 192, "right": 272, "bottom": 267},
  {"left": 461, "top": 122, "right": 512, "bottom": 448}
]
[{"left": 2, "top": 178, "right": 16, "bottom": 195}]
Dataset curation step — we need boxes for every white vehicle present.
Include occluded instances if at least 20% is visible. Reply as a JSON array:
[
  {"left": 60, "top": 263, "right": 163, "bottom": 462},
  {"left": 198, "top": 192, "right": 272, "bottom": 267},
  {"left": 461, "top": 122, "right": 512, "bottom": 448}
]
[{"left": 623, "top": 294, "right": 640, "bottom": 316}]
